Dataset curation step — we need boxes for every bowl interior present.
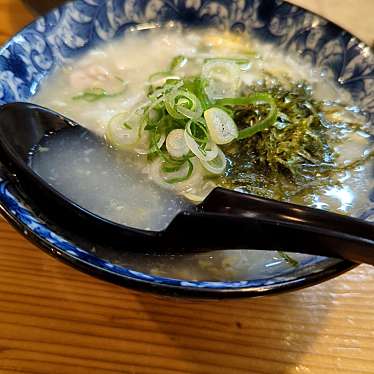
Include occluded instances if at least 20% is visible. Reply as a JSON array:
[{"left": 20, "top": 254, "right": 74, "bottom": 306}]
[{"left": 0, "top": 0, "right": 372, "bottom": 296}]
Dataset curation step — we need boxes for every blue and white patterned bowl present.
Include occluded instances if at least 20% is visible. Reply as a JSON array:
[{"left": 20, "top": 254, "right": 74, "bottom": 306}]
[{"left": 0, "top": 0, "right": 372, "bottom": 297}]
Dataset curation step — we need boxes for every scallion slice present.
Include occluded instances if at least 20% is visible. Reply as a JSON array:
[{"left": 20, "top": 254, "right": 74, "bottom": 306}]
[
  {"left": 200, "top": 148, "right": 227, "bottom": 174},
  {"left": 73, "top": 86, "right": 125, "bottom": 102},
  {"left": 166, "top": 129, "right": 190, "bottom": 158},
  {"left": 105, "top": 112, "right": 140, "bottom": 149},
  {"left": 184, "top": 121, "right": 219, "bottom": 161},
  {"left": 204, "top": 107, "right": 238, "bottom": 144},
  {"left": 215, "top": 93, "right": 278, "bottom": 139},
  {"left": 164, "top": 159, "right": 194, "bottom": 184},
  {"left": 165, "top": 90, "right": 203, "bottom": 120}
]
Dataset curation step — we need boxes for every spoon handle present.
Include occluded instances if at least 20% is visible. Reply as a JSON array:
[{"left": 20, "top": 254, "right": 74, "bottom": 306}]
[{"left": 165, "top": 188, "right": 374, "bottom": 264}]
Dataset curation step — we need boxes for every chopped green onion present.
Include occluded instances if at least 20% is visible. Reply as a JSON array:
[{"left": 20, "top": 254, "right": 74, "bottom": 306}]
[
  {"left": 166, "top": 129, "right": 190, "bottom": 158},
  {"left": 150, "top": 128, "right": 189, "bottom": 165},
  {"left": 122, "top": 123, "right": 132, "bottom": 130},
  {"left": 200, "top": 148, "right": 227, "bottom": 174},
  {"left": 148, "top": 71, "right": 170, "bottom": 83},
  {"left": 278, "top": 251, "right": 299, "bottom": 267},
  {"left": 215, "top": 93, "right": 278, "bottom": 139},
  {"left": 73, "top": 87, "right": 125, "bottom": 102},
  {"left": 161, "top": 163, "right": 184, "bottom": 173},
  {"left": 148, "top": 56, "right": 187, "bottom": 87},
  {"left": 186, "top": 120, "right": 209, "bottom": 144},
  {"left": 106, "top": 112, "right": 139, "bottom": 149},
  {"left": 164, "top": 159, "right": 194, "bottom": 184},
  {"left": 148, "top": 72, "right": 181, "bottom": 87},
  {"left": 183, "top": 77, "right": 212, "bottom": 111},
  {"left": 184, "top": 121, "right": 218, "bottom": 162},
  {"left": 169, "top": 55, "right": 188, "bottom": 72},
  {"left": 165, "top": 90, "right": 203, "bottom": 120},
  {"left": 204, "top": 57, "right": 251, "bottom": 70},
  {"left": 204, "top": 107, "right": 238, "bottom": 144}
]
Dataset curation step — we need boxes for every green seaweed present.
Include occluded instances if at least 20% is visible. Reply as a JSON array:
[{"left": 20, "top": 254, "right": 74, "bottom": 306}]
[{"left": 218, "top": 80, "right": 372, "bottom": 203}]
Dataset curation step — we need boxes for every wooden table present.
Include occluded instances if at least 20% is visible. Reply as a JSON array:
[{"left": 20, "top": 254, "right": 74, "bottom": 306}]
[{"left": 0, "top": 1, "right": 373, "bottom": 373}]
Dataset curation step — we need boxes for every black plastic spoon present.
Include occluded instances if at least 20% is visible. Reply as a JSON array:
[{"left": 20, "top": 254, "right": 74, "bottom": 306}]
[{"left": 0, "top": 102, "right": 373, "bottom": 264}]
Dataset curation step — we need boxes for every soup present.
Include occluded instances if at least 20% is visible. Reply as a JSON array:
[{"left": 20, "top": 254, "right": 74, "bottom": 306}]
[
  {"left": 31, "top": 26, "right": 373, "bottom": 278},
  {"left": 31, "top": 129, "right": 188, "bottom": 231}
]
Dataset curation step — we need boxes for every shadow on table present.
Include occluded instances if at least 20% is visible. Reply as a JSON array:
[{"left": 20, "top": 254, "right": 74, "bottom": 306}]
[{"left": 135, "top": 287, "right": 334, "bottom": 373}]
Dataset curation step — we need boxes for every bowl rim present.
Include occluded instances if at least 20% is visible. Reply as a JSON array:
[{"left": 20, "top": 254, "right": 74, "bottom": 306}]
[{"left": 0, "top": 0, "right": 369, "bottom": 298}]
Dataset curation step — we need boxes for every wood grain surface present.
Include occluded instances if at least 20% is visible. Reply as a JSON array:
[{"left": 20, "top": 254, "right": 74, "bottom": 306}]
[{"left": 0, "top": 1, "right": 374, "bottom": 373}]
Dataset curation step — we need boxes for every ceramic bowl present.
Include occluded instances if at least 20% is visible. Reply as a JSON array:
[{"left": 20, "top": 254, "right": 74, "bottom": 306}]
[{"left": 0, "top": 0, "right": 372, "bottom": 298}]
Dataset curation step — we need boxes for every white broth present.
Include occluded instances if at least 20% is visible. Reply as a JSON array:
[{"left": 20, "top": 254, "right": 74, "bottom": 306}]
[{"left": 31, "top": 129, "right": 188, "bottom": 231}]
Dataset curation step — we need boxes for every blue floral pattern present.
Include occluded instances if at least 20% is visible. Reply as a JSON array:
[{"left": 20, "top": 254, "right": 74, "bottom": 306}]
[{"left": 0, "top": 0, "right": 372, "bottom": 294}]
